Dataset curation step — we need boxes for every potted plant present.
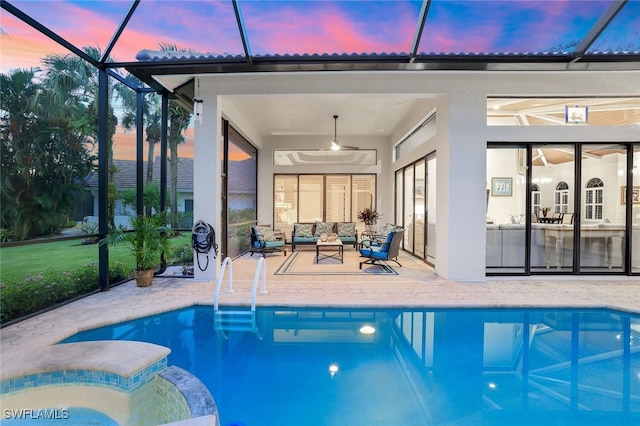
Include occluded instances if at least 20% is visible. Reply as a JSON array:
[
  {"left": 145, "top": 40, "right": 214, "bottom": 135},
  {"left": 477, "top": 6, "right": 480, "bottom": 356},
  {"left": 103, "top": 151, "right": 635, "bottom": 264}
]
[
  {"left": 101, "top": 213, "right": 171, "bottom": 287},
  {"left": 357, "top": 207, "right": 381, "bottom": 231},
  {"left": 540, "top": 206, "right": 551, "bottom": 218}
]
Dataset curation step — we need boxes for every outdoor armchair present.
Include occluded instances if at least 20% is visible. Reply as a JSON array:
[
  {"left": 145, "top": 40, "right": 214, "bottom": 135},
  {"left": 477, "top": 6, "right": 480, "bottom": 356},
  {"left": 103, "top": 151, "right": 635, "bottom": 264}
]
[
  {"left": 359, "top": 228, "right": 404, "bottom": 271},
  {"left": 250, "top": 225, "right": 287, "bottom": 257}
]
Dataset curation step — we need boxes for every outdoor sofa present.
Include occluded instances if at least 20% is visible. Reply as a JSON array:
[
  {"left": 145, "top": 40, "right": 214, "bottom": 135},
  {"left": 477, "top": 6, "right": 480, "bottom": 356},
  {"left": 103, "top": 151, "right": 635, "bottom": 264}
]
[{"left": 291, "top": 221, "right": 358, "bottom": 251}]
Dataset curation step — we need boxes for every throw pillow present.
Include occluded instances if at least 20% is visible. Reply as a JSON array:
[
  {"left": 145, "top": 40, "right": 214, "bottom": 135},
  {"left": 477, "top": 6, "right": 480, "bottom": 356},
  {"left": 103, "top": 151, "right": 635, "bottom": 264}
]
[
  {"left": 258, "top": 228, "right": 276, "bottom": 242},
  {"left": 315, "top": 221, "right": 334, "bottom": 237},
  {"left": 337, "top": 222, "right": 356, "bottom": 237},
  {"left": 296, "top": 223, "right": 314, "bottom": 238},
  {"left": 254, "top": 226, "right": 276, "bottom": 242},
  {"left": 380, "top": 223, "right": 399, "bottom": 237}
]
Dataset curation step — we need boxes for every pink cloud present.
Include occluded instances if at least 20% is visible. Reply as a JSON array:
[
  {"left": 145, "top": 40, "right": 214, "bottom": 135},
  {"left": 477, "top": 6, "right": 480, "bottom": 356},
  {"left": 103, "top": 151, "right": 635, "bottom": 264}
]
[
  {"left": 420, "top": 0, "right": 608, "bottom": 54},
  {"left": 116, "top": 0, "right": 244, "bottom": 56},
  {"left": 113, "top": 125, "right": 194, "bottom": 161},
  {"left": 245, "top": 2, "right": 418, "bottom": 55},
  {"left": 1, "top": 14, "right": 69, "bottom": 72}
]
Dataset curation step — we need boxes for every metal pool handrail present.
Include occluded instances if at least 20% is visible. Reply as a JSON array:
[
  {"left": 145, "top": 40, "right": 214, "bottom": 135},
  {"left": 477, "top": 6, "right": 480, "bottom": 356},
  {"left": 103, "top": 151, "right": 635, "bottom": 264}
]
[
  {"left": 214, "top": 256, "right": 268, "bottom": 312},
  {"left": 214, "top": 257, "right": 233, "bottom": 311},
  {"left": 251, "top": 257, "right": 268, "bottom": 312}
]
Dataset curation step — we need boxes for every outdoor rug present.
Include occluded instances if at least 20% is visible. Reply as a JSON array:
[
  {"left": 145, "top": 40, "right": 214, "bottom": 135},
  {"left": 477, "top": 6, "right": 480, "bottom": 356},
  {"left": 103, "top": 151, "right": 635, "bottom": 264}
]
[{"left": 274, "top": 250, "right": 398, "bottom": 275}]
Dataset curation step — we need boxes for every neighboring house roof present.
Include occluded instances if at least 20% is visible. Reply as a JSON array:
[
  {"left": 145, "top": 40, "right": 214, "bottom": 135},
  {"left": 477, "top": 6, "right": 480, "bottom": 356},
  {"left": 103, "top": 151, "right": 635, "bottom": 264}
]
[
  {"left": 85, "top": 157, "right": 194, "bottom": 192},
  {"left": 228, "top": 159, "right": 256, "bottom": 194},
  {"left": 85, "top": 157, "right": 256, "bottom": 194}
]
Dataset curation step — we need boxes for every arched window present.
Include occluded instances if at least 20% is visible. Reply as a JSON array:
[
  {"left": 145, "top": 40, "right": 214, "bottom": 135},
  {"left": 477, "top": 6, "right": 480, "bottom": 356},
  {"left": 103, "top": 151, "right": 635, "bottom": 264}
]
[
  {"left": 585, "top": 178, "right": 604, "bottom": 220},
  {"left": 555, "top": 181, "right": 569, "bottom": 213},
  {"left": 531, "top": 183, "right": 541, "bottom": 214}
]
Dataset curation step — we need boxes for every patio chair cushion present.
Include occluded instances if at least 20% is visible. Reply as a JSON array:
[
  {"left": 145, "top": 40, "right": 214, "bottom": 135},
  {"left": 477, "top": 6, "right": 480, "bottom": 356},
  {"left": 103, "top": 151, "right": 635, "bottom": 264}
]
[
  {"left": 359, "top": 245, "right": 389, "bottom": 260},
  {"left": 259, "top": 240, "right": 285, "bottom": 249},
  {"left": 295, "top": 223, "right": 314, "bottom": 238},
  {"left": 337, "top": 222, "right": 356, "bottom": 238},
  {"left": 254, "top": 226, "right": 277, "bottom": 242},
  {"left": 375, "top": 223, "right": 397, "bottom": 238},
  {"left": 252, "top": 226, "right": 285, "bottom": 249},
  {"left": 314, "top": 221, "right": 334, "bottom": 237}
]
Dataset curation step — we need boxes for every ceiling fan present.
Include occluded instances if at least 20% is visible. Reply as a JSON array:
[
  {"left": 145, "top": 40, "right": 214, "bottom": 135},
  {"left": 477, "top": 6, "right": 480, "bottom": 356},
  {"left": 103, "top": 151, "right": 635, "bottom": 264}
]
[{"left": 325, "top": 115, "right": 359, "bottom": 151}]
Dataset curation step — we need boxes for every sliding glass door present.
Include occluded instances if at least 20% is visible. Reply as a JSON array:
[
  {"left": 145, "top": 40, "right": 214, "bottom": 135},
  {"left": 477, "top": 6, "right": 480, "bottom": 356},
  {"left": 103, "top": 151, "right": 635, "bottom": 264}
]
[
  {"left": 395, "top": 155, "right": 434, "bottom": 266},
  {"left": 488, "top": 143, "right": 635, "bottom": 275},
  {"left": 486, "top": 145, "right": 527, "bottom": 273},
  {"left": 633, "top": 146, "right": 640, "bottom": 273},
  {"left": 530, "top": 144, "right": 575, "bottom": 272},
  {"left": 579, "top": 144, "right": 626, "bottom": 272},
  {"left": 426, "top": 153, "right": 436, "bottom": 265},
  {"left": 224, "top": 124, "right": 257, "bottom": 259}
]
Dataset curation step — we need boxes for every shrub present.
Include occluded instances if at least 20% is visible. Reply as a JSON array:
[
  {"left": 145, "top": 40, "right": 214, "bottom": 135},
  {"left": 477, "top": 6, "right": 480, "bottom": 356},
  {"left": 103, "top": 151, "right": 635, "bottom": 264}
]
[
  {"left": 0, "top": 261, "right": 132, "bottom": 324},
  {"left": 80, "top": 220, "right": 99, "bottom": 235},
  {"left": 0, "top": 228, "right": 16, "bottom": 242},
  {"left": 178, "top": 211, "right": 194, "bottom": 229},
  {"left": 170, "top": 242, "right": 193, "bottom": 265}
]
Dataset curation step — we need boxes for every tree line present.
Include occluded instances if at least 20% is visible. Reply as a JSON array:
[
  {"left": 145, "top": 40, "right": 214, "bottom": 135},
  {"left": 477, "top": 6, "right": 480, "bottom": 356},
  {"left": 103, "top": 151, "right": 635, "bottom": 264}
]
[{"left": 1, "top": 46, "right": 190, "bottom": 241}]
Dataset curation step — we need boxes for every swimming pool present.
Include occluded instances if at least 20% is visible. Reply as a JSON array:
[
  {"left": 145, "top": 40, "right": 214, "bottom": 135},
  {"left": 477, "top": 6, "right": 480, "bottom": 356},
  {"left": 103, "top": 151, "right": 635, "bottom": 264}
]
[{"left": 62, "top": 306, "right": 640, "bottom": 425}]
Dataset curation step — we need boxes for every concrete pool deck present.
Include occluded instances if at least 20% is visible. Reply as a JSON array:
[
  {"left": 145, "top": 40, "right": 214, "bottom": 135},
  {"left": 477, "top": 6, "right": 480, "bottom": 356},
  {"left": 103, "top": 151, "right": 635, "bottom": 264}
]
[{"left": 2, "top": 249, "right": 640, "bottom": 420}]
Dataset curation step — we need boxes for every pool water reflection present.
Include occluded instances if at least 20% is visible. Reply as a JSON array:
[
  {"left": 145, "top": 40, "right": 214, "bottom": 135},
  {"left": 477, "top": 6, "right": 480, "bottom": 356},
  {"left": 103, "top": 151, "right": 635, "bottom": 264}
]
[{"left": 62, "top": 307, "right": 640, "bottom": 425}]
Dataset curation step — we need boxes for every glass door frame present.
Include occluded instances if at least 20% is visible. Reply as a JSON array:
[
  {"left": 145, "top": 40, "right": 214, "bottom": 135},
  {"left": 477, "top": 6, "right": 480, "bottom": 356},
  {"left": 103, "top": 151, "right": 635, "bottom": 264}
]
[{"left": 487, "top": 142, "right": 637, "bottom": 276}]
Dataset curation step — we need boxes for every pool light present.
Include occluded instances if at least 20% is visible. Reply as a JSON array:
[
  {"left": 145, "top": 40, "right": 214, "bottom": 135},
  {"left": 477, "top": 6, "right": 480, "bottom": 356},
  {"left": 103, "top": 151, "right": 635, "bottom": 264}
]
[
  {"left": 359, "top": 325, "right": 376, "bottom": 335},
  {"left": 329, "top": 363, "right": 339, "bottom": 378}
]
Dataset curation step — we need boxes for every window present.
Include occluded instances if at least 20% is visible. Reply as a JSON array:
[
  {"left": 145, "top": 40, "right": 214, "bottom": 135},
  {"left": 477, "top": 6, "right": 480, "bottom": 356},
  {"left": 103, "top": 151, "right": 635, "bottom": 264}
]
[
  {"left": 585, "top": 178, "right": 604, "bottom": 220},
  {"left": 274, "top": 174, "right": 376, "bottom": 237},
  {"left": 224, "top": 123, "right": 257, "bottom": 258},
  {"left": 555, "top": 181, "right": 569, "bottom": 213},
  {"left": 394, "top": 112, "right": 436, "bottom": 160},
  {"left": 531, "top": 183, "right": 541, "bottom": 215}
]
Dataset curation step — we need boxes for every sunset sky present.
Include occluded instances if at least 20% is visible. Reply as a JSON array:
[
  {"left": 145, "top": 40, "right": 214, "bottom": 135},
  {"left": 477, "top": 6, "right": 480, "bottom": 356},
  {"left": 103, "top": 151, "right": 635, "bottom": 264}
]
[
  {"left": 4, "top": 0, "right": 636, "bottom": 71},
  {"left": 1, "top": 0, "right": 638, "bottom": 160}
]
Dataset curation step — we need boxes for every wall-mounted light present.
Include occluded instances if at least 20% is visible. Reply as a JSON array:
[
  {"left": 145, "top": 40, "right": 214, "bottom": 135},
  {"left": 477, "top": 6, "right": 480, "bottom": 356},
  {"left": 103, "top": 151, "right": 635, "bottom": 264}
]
[{"left": 194, "top": 97, "right": 203, "bottom": 125}]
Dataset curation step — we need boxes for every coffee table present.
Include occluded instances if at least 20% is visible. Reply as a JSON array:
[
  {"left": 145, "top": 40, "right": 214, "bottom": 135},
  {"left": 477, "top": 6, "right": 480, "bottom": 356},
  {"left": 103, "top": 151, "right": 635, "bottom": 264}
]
[{"left": 316, "top": 239, "right": 344, "bottom": 263}]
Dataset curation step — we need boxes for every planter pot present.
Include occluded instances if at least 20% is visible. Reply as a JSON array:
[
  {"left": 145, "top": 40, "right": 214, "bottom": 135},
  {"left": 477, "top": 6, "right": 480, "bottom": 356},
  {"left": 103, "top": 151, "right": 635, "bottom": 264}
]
[
  {"left": 134, "top": 269, "right": 154, "bottom": 287},
  {"left": 365, "top": 224, "right": 377, "bottom": 232}
]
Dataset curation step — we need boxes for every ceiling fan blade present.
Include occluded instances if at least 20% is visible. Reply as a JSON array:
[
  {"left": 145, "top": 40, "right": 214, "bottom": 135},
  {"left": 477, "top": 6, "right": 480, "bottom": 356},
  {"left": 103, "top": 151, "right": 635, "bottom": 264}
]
[{"left": 319, "top": 115, "right": 360, "bottom": 151}]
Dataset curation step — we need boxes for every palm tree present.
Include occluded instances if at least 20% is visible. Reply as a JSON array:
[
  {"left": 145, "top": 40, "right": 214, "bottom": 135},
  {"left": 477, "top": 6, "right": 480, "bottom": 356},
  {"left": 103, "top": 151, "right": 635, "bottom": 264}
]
[
  {"left": 168, "top": 102, "right": 191, "bottom": 228},
  {"left": 120, "top": 79, "right": 163, "bottom": 217},
  {"left": 41, "top": 46, "right": 120, "bottom": 229},
  {"left": 1, "top": 68, "right": 94, "bottom": 239},
  {"left": 120, "top": 77, "right": 163, "bottom": 185},
  {"left": 159, "top": 43, "right": 195, "bottom": 229}
]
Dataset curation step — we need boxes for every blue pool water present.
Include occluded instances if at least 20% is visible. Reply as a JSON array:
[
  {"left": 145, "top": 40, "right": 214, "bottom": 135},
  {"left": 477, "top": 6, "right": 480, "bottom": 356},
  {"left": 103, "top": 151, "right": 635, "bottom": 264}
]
[{"left": 62, "top": 307, "right": 640, "bottom": 425}]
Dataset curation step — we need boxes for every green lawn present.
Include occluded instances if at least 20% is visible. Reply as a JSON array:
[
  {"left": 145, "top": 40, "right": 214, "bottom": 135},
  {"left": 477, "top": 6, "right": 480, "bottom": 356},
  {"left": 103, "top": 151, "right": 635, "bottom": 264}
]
[{"left": 0, "top": 234, "right": 191, "bottom": 283}]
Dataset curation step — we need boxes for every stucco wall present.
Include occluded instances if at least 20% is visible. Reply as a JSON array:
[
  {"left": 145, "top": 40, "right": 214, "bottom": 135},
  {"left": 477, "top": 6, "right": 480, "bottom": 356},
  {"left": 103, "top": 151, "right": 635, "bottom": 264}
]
[{"left": 193, "top": 70, "right": 639, "bottom": 281}]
